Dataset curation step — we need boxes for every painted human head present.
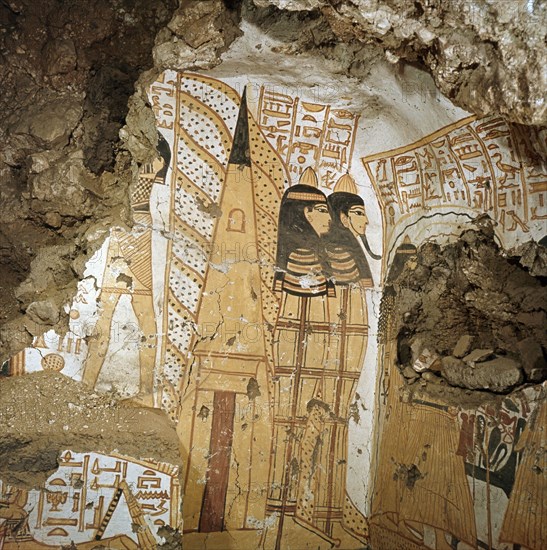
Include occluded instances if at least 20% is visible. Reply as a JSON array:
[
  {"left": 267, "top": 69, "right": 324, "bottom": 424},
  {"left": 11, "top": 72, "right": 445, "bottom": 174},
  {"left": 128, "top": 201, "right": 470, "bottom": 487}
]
[
  {"left": 278, "top": 183, "right": 331, "bottom": 237},
  {"left": 281, "top": 167, "right": 331, "bottom": 236},
  {"left": 326, "top": 174, "right": 376, "bottom": 284},
  {"left": 328, "top": 192, "right": 368, "bottom": 237},
  {"left": 276, "top": 175, "right": 330, "bottom": 270}
]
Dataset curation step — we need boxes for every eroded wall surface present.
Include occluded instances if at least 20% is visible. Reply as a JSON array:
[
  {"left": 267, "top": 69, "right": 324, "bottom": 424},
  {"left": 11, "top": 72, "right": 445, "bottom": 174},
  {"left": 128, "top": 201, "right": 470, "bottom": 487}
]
[{"left": 1, "top": 19, "right": 546, "bottom": 550}]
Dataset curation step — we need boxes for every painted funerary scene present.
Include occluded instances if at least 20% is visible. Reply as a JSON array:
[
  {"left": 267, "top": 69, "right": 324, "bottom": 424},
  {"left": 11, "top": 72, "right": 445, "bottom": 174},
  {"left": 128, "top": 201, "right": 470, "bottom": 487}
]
[{"left": 0, "top": 4, "right": 545, "bottom": 550}]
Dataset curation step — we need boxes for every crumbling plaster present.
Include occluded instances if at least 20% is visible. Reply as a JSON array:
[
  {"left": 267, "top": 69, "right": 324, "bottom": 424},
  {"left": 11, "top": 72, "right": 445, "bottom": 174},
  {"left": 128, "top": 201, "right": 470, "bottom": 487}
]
[
  {"left": 1, "top": 0, "right": 545, "bottom": 364},
  {"left": 0, "top": 1, "right": 545, "bottom": 547}
]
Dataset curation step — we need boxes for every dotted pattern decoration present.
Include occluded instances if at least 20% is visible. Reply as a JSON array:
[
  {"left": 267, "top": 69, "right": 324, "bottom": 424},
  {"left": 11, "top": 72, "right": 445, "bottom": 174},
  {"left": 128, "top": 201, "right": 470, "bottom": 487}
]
[
  {"left": 248, "top": 109, "right": 288, "bottom": 369},
  {"left": 160, "top": 74, "right": 240, "bottom": 420}
]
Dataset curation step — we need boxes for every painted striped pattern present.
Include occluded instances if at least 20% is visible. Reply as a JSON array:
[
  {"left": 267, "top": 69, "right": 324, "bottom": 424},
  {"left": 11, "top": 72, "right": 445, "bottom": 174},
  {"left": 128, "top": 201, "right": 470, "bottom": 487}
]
[{"left": 159, "top": 74, "right": 240, "bottom": 421}]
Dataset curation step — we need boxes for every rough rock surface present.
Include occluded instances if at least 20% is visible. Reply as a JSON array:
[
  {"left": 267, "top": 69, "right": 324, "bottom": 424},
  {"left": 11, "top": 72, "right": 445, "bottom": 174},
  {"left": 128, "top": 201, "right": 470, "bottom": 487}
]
[
  {"left": 441, "top": 355, "right": 523, "bottom": 393},
  {"left": 0, "top": 0, "right": 173, "bottom": 361},
  {"left": 153, "top": 0, "right": 241, "bottom": 71},
  {"left": 0, "top": 0, "right": 242, "bottom": 363},
  {"left": 390, "top": 220, "right": 547, "bottom": 399},
  {"left": 254, "top": 0, "right": 547, "bottom": 126}
]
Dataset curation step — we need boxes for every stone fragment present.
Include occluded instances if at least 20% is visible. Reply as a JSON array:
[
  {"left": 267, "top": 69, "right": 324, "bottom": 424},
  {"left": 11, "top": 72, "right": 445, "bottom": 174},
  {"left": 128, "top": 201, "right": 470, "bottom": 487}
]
[
  {"left": 429, "top": 357, "right": 442, "bottom": 372},
  {"left": 422, "top": 371, "right": 442, "bottom": 384},
  {"left": 385, "top": 50, "right": 399, "bottom": 64},
  {"left": 44, "top": 212, "right": 62, "bottom": 229},
  {"left": 417, "top": 27, "right": 436, "bottom": 45},
  {"left": 410, "top": 336, "right": 424, "bottom": 360},
  {"left": 453, "top": 335, "right": 474, "bottom": 358},
  {"left": 26, "top": 301, "right": 60, "bottom": 329},
  {"left": 442, "top": 356, "right": 523, "bottom": 393},
  {"left": 413, "top": 347, "right": 440, "bottom": 373},
  {"left": 510, "top": 240, "right": 547, "bottom": 277},
  {"left": 42, "top": 38, "right": 77, "bottom": 75},
  {"left": 29, "top": 153, "right": 51, "bottom": 174},
  {"left": 463, "top": 348, "right": 494, "bottom": 365},
  {"left": 402, "top": 366, "right": 419, "bottom": 380},
  {"left": 516, "top": 337, "right": 547, "bottom": 382}
]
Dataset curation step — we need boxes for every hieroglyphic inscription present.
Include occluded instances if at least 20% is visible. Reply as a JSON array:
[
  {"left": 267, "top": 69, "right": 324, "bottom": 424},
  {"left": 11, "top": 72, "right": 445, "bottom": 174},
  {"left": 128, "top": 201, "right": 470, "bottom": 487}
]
[
  {"left": 362, "top": 115, "right": 547, "bottom": 244},
  {"left": 150, "top": 71, "right": 177, "bottom": 131},
  {"left": 258, "top": 86, "right": 360, "bottom": 187},
  {"left": 26, "top": 451, "right": 180, "bottom": 545}
]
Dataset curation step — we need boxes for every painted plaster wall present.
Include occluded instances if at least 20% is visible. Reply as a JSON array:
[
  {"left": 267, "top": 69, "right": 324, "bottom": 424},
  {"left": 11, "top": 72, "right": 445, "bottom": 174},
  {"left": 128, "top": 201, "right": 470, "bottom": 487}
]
[
  {"left": 1, "top": 452, "right": 179, "bottom": 547},
  {"left": 1, "top": 23, "right": 546, "bottom": 550}
]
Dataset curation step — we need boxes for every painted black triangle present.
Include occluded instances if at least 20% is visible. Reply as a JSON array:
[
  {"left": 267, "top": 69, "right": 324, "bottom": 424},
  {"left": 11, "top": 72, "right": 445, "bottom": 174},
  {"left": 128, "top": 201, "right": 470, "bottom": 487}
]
[{"left": 228, "top": 87, "right": 251, "bottom": 167}]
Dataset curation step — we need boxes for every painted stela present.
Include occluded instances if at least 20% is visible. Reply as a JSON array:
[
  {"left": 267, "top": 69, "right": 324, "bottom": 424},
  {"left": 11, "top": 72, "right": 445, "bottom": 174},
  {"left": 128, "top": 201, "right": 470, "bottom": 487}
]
[{"left": 1, "top": 71, "right": 546, "bottom": 550}]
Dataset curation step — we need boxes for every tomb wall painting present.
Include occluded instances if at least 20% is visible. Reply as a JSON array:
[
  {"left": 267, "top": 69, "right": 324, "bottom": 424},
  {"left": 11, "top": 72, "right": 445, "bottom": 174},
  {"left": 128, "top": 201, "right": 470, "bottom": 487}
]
[
  {"left": 1, "top": 65, "right": 545, "bottom": 549},
  {"left": 362, "top": 116, "right": 547, "bottom": 276},
  {"left": 0, "top": 451, "right": 180, "bottom": 549},
  {"left": 368, "top": 340, "right": 545, "bottom": 550},
  {"left": 362, "top": 112, "right": 546, "bottom": 550},
  {"left": 155, "top": 72, "right": 380, "bottom": 549}
]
